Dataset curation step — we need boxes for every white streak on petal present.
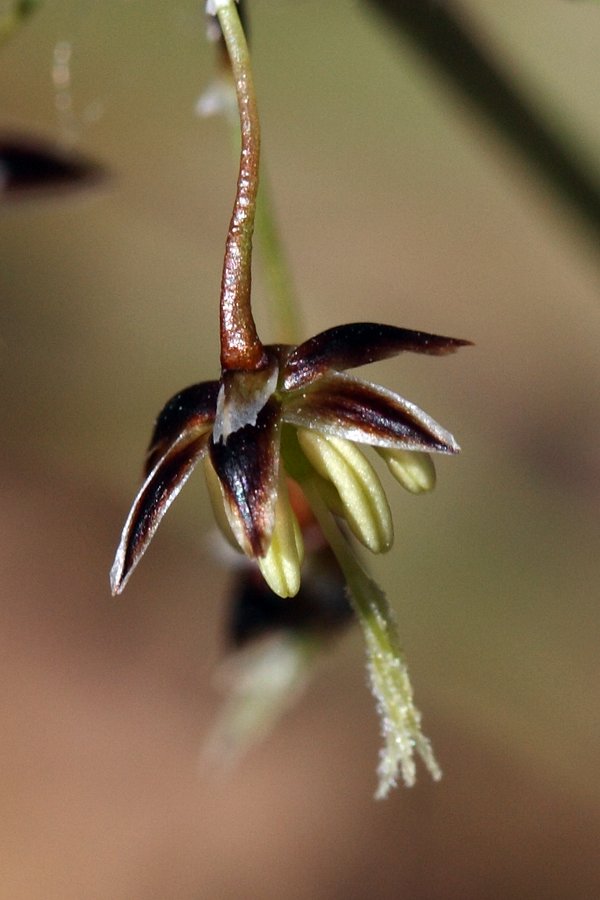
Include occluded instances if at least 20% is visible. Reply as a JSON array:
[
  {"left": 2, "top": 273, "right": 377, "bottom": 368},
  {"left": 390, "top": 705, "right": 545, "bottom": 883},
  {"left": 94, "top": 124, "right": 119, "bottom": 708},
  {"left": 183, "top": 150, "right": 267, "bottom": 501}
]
[{"left": 213, "top": 362, "right": 279, "bottom": 444}]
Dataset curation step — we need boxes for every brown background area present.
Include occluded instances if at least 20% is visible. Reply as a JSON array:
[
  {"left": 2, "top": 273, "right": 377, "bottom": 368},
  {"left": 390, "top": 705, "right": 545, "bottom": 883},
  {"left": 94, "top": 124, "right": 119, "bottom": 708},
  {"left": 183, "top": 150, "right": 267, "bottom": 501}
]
[{"left": 1, "top": 2, "right": 599, "bottom": 897}]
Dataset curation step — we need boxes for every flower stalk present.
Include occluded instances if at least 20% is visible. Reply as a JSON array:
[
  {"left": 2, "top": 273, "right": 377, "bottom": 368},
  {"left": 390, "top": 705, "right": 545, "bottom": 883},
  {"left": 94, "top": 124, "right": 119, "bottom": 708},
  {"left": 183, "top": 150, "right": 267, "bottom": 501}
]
[
  {"left": 202, "top": 1, "right": 300, "bottom": 349},
  {"left": 213, "top": 0, "right": 266, "bottom": 371}
]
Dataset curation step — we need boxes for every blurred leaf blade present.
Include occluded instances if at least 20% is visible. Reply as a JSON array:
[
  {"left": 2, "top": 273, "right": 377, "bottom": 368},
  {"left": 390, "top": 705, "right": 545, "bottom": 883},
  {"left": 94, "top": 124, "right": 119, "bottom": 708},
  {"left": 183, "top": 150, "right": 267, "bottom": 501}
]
[{"left": 365, "top": 0, "right": 600, "bottom": 244}]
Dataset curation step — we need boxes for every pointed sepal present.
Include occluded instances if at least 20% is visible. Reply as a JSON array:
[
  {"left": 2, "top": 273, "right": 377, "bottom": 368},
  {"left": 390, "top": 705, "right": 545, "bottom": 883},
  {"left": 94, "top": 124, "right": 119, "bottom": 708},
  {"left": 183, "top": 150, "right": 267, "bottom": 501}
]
[
  {"left": 145, "top": 380, "right": 219, "bottom": 474},
  {"left": 282, "top": 322, "right": 471, "bottom": 391},
  {"left": 284, "top": 372, "right": 460, "bottom": 454},
  {"left": 110, "top": 433, "right": 210, "bottom": 595}
]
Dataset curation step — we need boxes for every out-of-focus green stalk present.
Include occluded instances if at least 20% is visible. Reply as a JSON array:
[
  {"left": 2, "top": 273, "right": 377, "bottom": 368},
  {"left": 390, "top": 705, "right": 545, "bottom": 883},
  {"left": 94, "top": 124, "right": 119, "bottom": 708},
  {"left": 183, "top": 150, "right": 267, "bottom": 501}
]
[
  {"left": 205, "top": 632, "right": 320, "bottom": 765},
  {"left": 254, "top": 173, "right": 301, "bottom": 345},
  {"left": 0, "top": 0, "right": 41, "bottom": 48},
  {"left": 366, "top": 0, "right": 600, "bottom": 243}
]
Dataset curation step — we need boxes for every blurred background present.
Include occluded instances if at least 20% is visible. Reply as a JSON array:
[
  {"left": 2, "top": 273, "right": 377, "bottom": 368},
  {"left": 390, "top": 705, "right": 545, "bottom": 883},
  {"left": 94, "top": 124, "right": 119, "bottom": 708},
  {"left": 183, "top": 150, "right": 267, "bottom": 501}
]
[{"left": 1, "top": 1, "right": 599, "bottom": 897}]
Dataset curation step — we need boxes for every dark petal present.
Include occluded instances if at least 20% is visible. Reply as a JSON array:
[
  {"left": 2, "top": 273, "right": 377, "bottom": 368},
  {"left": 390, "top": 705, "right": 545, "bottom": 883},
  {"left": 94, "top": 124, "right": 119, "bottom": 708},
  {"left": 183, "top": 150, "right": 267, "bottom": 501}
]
[
  {"left": 282, "top": 322, "right": 472, "bottom": 391},
  {"left": 0, "top": 135, "right": 106, "bottom": 200},
  {"left": 283, "top": 372, "right": 460, "bottom": 453},
  {"left": 209, "top": 397, "right": 281, "bottom": 558},
  {"left": 110, "top": 433, "right": 209, "bottom": 595},
  {"left": 146, "top": 380, "right": 219, "bottom": 475}
]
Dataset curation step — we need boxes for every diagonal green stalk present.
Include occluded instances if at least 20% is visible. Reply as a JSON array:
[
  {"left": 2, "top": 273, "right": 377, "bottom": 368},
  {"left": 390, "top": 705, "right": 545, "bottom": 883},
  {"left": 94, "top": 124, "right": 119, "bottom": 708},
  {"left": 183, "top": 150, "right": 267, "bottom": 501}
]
[
  {"left": 366, "top": 0, "right": 600, "bottom": 243},
  {"left": 213, "top": 0, "right": 266, "bottom": 371},
  {"left": 205, "top": 632, "right": 321, "bottom": 765},
  {"left": 301, "top": 473, "right": 441, "bottom": 798},
  {"left": 0, "top": 0, "right": 41, "bottom": 48},
  {"left": 255, "top": 172, "right": 302, "bottom": 345}
]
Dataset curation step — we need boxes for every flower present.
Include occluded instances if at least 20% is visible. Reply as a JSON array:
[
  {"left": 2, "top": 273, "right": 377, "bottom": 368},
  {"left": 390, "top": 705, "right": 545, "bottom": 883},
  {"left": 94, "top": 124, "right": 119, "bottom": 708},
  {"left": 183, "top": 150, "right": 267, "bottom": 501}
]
[
  {"left": 110, "top": 0, "right": 473, "bottom": 795},
  {"left": 110, "top": 321, "right": 469, "bottom": 598}
]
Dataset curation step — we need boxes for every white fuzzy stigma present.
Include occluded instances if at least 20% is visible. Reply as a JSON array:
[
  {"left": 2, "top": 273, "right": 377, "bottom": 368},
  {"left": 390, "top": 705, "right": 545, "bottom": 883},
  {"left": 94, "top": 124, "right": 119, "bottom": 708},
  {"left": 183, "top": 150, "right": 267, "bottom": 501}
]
[{"left": 206, "top": 0, "right": 238, "bottom": 16}]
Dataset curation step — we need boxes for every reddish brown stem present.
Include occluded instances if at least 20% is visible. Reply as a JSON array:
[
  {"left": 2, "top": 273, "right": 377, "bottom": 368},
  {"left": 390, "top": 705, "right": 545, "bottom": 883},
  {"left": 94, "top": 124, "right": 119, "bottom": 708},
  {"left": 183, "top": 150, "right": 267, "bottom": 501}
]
[{"left": 216, "top": 1, "right": 266, "bottom": 372}]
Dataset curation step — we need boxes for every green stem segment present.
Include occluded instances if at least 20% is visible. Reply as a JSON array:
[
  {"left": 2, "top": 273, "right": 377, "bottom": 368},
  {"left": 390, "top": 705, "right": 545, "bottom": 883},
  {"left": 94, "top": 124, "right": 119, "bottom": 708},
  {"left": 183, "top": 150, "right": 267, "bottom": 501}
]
[
  {"left": 255, "top": 175, "right": 302, "bottom": 345},
  {"left": 205, "top": 633, "right": 321, "bottom": 764},
  {"left": 302, "top": 474, "right": 441, "bottom": 797},
  {"left": 214, "top": 0, "right": 266, "bottom": 371}
]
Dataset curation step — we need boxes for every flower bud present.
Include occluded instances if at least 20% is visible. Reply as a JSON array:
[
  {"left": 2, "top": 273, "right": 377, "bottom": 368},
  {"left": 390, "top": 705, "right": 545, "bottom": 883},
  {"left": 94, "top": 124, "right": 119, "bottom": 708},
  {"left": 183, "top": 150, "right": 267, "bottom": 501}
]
[
  {"left": 377, "top": 448, "right": 436, "bottom": 494},
  {"left": 297, "top": 429, "right": 393, "bottom": 554}
]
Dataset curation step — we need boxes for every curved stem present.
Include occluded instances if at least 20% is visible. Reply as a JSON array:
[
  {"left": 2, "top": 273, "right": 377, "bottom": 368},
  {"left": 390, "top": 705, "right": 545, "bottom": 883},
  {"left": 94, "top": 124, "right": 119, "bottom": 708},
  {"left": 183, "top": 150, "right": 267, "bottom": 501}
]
[{"left": 215, "top": 0, "right": 266, "bottom": 372}]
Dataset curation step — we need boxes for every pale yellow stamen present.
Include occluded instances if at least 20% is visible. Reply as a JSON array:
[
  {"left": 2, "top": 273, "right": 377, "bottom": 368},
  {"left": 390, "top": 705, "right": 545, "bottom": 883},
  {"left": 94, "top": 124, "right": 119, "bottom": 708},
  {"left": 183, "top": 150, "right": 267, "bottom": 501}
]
[
  {"left": 257, "top": 474, "right": 304, "bottom": 598},
  {"left": 376, "top": 448, "right": 436, "bottom": 494},
  {"left": 296, "top": 429, "right": 393, "bottom": 554}
]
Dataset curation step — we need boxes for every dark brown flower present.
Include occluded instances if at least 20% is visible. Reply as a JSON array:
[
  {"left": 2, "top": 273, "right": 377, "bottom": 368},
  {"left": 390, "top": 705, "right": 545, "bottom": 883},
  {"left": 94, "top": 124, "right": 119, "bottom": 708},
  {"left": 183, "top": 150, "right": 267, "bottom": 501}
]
[{"left": 110, "top": 323, "right": 470, "bottom": 598}]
